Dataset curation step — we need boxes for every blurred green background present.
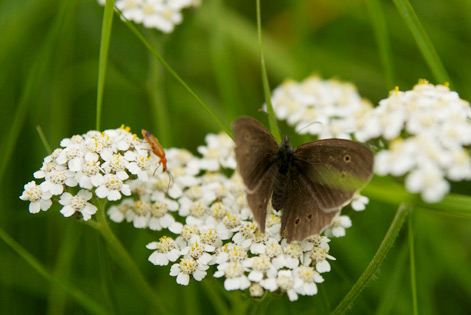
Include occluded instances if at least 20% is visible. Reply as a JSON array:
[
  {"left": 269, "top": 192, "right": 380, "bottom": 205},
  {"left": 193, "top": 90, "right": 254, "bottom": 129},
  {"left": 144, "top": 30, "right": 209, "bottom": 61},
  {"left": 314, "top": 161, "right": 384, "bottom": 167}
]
[{"left": 1, "top": 0, "right": 470, "bottom": 314}]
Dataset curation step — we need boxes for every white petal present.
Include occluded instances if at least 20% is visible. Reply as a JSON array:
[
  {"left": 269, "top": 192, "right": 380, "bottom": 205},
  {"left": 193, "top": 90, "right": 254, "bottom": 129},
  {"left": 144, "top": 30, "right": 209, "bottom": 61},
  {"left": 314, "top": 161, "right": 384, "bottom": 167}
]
[
  {"left": 107, "top": 190, "right": 122, "bottom": 201},
  {"left": 77, "top": 189, "right": 92, "bottom": 200},
  {"left": 60, "top": 205, "right": 75, "bottom": 217},
  {"left": 39, "top": 198, "right": 52, "bottom": 211},
  {"left": 176, "top": 273, "right": 190, "bottom": 285},
  {"left": 29, "top": 201, "right": 41, "bottom": 214},
  {"left": 149, "top": 252, "right": 169, "bottom": 266},
  {"left": 169, "top": 264, "right": 180, "bottom": 276},
  {"left": 316, "top": 260, "right": 331, "bottom": 273},
  {"left": 95, "top": 186, "right": 108, "bottom": 198}
]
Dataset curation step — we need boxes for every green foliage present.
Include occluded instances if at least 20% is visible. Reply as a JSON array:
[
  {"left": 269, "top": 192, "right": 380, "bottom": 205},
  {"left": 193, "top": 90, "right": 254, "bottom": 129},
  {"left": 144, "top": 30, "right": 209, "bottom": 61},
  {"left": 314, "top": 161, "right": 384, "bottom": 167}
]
[{"left": 1, "top": 0, "right": 470, "bottom": 314}]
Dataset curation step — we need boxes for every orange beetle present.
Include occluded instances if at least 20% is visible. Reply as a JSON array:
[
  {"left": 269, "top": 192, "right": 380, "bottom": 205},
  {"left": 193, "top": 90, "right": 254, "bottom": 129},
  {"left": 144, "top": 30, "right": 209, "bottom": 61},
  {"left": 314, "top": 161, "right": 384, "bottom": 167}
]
[{"left": 141, "top": 129, "right": 167, "bottom": 172}]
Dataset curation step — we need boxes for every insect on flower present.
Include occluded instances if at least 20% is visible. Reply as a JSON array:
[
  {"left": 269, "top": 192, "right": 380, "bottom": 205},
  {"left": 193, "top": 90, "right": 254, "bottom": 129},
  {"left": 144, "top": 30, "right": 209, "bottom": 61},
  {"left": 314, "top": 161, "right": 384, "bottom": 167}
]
[{"left": 142, "top": 129, "right": 168, "bottom": 172}]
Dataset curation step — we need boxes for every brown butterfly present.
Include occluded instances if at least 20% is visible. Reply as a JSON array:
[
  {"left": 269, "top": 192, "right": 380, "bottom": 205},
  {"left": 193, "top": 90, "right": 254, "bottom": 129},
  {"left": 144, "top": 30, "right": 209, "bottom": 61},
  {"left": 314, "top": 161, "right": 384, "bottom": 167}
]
[
  {"left": 142, "top": 129, "right": 167, "bottom": 172},
  {"left": 233, "top": 116, "right": 374, "bottom": 242}
]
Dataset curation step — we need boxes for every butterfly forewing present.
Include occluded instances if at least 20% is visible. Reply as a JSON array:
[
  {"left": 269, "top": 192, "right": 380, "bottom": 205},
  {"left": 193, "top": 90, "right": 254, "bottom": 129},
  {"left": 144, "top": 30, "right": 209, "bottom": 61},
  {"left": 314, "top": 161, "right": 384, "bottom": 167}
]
[
  {"left": 233, "top": 117, "right": 279, "bottom": 191},
  {"left": 293, "top": 139, "right": 374, "bottom": 210}
]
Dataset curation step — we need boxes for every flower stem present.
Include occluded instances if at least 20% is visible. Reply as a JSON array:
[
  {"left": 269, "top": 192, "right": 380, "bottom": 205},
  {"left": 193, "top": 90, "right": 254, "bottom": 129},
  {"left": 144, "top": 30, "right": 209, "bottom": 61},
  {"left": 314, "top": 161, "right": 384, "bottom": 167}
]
[
  {"left": 96, "top": 0, "right": 115, "bottom": 131},
  {"left": 0, "top": 227, "right": 108, "bottom": 315},
  {"left": 408, "top": 213, "right": 419, "bottom": 315},
  {"left": 256, "top": 0, "right": 281, "bottom": 142},
  {"left": 201, "top": 280, "right": 230, "bottom": 315},
  {"left": 331, "top": 203, "right": 412, "bottom": 315},
  {"left": 95, "top": 200, "right": 169, "bottom": 313}
]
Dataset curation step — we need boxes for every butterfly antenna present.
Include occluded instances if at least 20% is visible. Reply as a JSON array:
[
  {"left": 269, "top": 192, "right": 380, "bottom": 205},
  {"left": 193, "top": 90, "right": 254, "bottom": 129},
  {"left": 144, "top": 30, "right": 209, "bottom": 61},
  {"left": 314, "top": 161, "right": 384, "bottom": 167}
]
[
  {"left": 295, "top": 121, "right": 323, "bottom": 134},
  {"left": 258, "top": 109, "right": 285, "bottom": 138}
]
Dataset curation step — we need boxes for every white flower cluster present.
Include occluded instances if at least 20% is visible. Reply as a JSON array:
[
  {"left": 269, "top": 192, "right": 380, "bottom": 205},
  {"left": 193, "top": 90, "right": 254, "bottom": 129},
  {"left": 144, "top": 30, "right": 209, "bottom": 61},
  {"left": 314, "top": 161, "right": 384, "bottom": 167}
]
[
  {"left": 20, "top": 126, "right": 164, "bottom": 220},
  {"left": 268, "top": 75, "right": 373, "bottom": 139},
  {"left": 97, "top": 0, "right": 201, "bottom": 33},
  {"left": 355, "top": 80, "right": 471, "bottom": 203},
  {"left": 105, "top": 132, "right": 354, "bottom": 300},
  {"left": 20, "top": 128, "right": 360, "bottom": 301}
]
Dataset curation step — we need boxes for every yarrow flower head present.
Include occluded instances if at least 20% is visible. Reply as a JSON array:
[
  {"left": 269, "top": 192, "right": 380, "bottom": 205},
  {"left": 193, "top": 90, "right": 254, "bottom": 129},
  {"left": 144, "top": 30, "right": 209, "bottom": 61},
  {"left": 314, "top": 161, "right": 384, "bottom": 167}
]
[
  {"left": 355, "top": 80, "right": 471, "bottom": 203},
  {"left": 268, "top": 75, "right": 373, "bottom": 139},
  {"left": 21, "top": 123, "right": 363, "bottom": 301},
  {"left": 20, "top": 126, "right": 166, "bottom": 221},
  {"left": 97, "top": 0, "right": 201, "bottom": 33}
]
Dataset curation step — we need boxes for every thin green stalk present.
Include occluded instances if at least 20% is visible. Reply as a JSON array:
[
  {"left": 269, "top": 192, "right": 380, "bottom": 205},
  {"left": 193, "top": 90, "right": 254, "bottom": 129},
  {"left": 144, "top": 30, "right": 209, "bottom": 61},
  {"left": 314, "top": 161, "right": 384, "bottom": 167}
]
[
  {"left": 146, "top": 32, "right": 171, "bottom": 145},
  {"left": 0, "top": 227, "right": 108, "bottom": 315},
  {"left": 393, "top": 0, "right": 451, "bottom": 85},
  {"left": 201, "top": 281, "right": 230, "bottom": 315},
  {"left": 331, "top": 203, "right": 411, "bottom": 315},
  {"left": 0, "top": 0, "right": 70, "bottom": 184},
  {"left": 36, "top": 125, "right": 52, "bottom": 155},
  {"left": 209, "top": 0, "right": 239, "bottom": 121},
  {"left": 256, "top": 0, "right": 281, "bottom": 142},
  {"left": 118, "top": 11, "right": 231, "bottom": 138},
  {"left": 96, "top": 0, "right": 115, "bottom": 131},
  {"left": 47, "top": 221, "right": 81, "bottom": 315},
  {"left": 408, "top": 214, "right": 419, "bottom": 315},
  {"left": 366, "top": 0, "right": 395, "bottom": 89},
  {"left": 362, "top": 176, "right": 471, "bottom": 218},
  {"left": 94, "top": 201, "right": 170, "bottom": 313}
]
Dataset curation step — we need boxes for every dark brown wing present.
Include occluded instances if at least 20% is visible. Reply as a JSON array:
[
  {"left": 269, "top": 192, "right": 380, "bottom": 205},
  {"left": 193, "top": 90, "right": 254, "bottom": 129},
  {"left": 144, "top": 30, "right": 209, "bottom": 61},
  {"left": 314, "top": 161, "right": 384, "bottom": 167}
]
[
  {"left": 232, "top": 116, "right": 279, "bottom": 191},
  {"left": 246, "top": 164, "right": 277, "bottom": 233},
  {"left": 281, "top": 139, "right": 374, "bottom": 242},
  {"left": 281, "top": 170, "right": 340, "bottom": 242},
  {"left": 293, "top": 139, "right": 374, "bottom": 211},
  {"left": 232, "top": 117, "right": 279, "bottom": 232}
]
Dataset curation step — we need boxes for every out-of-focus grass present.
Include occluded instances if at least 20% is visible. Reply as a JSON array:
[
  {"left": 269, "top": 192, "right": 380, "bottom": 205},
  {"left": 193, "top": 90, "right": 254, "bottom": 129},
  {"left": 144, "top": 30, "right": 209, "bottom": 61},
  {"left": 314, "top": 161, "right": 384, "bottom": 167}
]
[{"left": 1, "top": 0, "right": 470, "bottom": 314}]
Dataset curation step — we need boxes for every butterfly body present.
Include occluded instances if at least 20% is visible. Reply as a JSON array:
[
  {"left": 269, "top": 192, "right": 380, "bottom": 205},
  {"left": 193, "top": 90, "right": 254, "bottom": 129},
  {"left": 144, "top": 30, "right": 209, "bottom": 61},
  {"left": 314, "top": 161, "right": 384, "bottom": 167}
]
[
  {"left": 233, "top": 117, "right": 374, "bottom": 242},
  {"left": 271, "top": 137, "right": 296, "bottom": 211}
]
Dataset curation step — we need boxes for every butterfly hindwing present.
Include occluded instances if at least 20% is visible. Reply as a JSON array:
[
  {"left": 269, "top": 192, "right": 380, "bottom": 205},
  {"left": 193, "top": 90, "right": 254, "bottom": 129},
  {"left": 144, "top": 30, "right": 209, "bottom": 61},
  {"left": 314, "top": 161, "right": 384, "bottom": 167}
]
[
  {"left": 246, "top": 164, "right": 277, "bottom": 233},
  {"left": 281, "top": 168, "right": 339, "bottom": 242}
]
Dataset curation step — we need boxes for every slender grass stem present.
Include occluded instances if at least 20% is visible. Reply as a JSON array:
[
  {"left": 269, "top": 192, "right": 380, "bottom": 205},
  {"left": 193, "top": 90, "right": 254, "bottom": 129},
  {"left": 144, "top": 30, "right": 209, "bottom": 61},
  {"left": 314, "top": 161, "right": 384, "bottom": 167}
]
[
  {"left": 96, "top": 0, "right": 115, "bottom": 131},
  {"left": 408, "top": 214, "right": 419, "bottom": 315},
  {"left": 95, "top": 201, "right": 169, "bottom": 313},
  {"left": 331, "top": 204, "right": 411, "bottom": 315},
  {"left": 36, "top": 125, "right": 52, "bottom": 155},
  {"left": 119, "top": 11, "right": 231, "bottom": 138},
  {"left": 393, "top": 0, "right": 450, "bottom": 85},
  {"left": 256, "top": 0, "right": 281, "bottom": 142},
  {"left": 0, "top": 228, "right": 108, "bottom": 315}
]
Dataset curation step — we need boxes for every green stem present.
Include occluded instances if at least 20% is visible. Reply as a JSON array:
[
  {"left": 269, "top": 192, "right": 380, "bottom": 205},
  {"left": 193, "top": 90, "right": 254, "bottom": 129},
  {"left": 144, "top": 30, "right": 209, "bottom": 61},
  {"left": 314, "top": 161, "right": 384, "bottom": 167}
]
[
  {"left": 331, "top": 203, "right": 411, "bottom": 315},
  {"left": 118, "top": 11, "right": 231, "bottom": 138},
  {"left": 366, "top": 0, "right": 395, "bottom": 89},
  {"left": 408, "top": 214, "right": 419, "bottom": 315},
  {"left": 96, "top": 0, "right": 115, "bottom": 131},
  {"left": 95, "top": 201, "right": 169, "bottom": 313},
  {"left": 256, "top": 0, "right": 281, "bottom": 142},
  {"left": 36, "top": 125, "right": 52, "bottom": 155},
  {"left": 0, "top": 227, "right": 108, "bottom": 315},
  {"left": 201, "top": 280, "right": 230, "bottom": 315},
  {"left": 392, "top": 0, "right": 450, "bottom": 85}
]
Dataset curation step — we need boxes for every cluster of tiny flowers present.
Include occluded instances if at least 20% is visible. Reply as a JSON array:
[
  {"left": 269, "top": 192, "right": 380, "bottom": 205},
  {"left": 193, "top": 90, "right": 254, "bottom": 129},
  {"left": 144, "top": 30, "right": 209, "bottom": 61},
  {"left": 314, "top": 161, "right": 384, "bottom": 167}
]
[
  {"left": 97, "top": 0, "right": 200, "bottom": 33},
  {"left": 138, "top": 132, "right": 364, "bottom": 301},
  {"left": 20, "top": 128, "right": 361, "bottom": 300},
  {"left": 355, "top": 80, "right": 471, "bottom": 203},
  {"left": 267, "top": 75, "right": 373, "bottom": 139},
  {"left": 20, "top": 126, "right": 163, "bottom": 220}
]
